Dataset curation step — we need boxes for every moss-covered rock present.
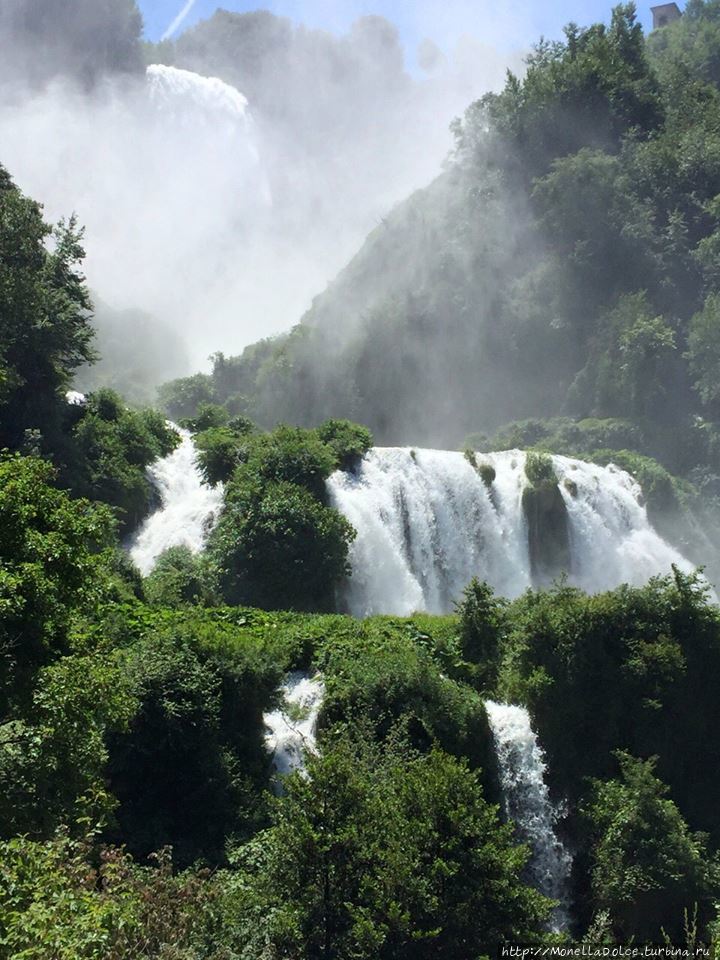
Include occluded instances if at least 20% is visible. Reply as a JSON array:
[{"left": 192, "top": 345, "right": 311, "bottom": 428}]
[{"left": 522, "top": 456, "right": 571, "bottom": 586}]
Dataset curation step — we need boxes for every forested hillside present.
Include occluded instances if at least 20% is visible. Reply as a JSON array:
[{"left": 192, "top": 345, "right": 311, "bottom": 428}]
[{"left": 163, "top": 1, "right": 720, "bottom": 501}]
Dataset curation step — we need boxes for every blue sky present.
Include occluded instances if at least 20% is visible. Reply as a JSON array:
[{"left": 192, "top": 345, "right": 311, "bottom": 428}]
[{"left": 139, "top": 0, "right": 661, "bottom": 57}]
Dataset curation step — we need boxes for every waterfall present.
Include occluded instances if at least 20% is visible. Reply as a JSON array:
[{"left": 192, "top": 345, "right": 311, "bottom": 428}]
[
  {"left": 129, "top": 427, "right": 223, "bottom": 576},
  {"left": 146, "top": 64, "right": 255, "bottom": 145},
  {"left": 327, "top": 447, "right": 695, "bottom": 616},
  {"left": 485, "top": 700, "right": 572, "bottom": 933},
  {"left": 263, "top": 673, "right": 325, "bottom": 784}
]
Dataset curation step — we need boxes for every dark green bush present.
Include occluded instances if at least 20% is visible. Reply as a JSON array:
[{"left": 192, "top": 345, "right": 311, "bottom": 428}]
[
  {"left": 316, "top": 418, "right": 373, "bottom": 470},
  {"left": 143, "top": 546, "right": 214, "bottom": 608},
  {"left": 209, "top": 479, "right": 355, "bottom": 611},
  {"left": 583, "top": 752, "right": 718, "bottom": 941},
  {"left": 524, "top": 451, "right": 557, "bottom": 487}
]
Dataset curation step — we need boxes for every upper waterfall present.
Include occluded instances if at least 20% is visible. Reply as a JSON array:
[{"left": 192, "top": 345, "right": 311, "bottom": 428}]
[{"left": 327, "top": 447, "right": 694, "bottom": 616}]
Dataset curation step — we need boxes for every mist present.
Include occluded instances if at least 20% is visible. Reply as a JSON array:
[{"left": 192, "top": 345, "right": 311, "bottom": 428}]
[{"left": 0, "top": 1, "right": 523, "bottom": 374}]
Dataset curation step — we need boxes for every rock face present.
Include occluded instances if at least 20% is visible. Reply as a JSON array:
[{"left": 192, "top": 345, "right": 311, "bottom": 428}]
[{"left": 522, "top": 481, "right": 571, "bottom": 586}]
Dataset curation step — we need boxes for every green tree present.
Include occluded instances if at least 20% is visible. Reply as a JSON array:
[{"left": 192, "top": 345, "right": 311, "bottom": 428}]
[
  {"left": 583, "top": 752, "right": 719, "bottom": 941},
  {"left": 688, "top": 293, "right": 720, "bottom": 413},
  {"left": 64, "top": 389, "right": 180, "bottom": 531},
  {"left": 456, "top": 578, "right": 506, "bottom": 686},
  {"left": 106, "top": 621, "right": 279, "bottom": 865},
  {"left": 238, "top": 736, "right": 550, "bottom": 959},
  {"left": 143, "top": 545, "right": 213, "bottom": 608},
  {"left": 0, "top": 167, "right": 95, "bottom": 451},
  {"left": 0, "top": 454, "right": 113, "bottom": 714},
  {"left": 209, "top": 480, "right": 355, "bottom": 611}
]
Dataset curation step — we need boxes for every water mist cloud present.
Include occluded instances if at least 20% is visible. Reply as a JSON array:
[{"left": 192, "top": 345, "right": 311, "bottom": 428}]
[{"left": 0, "top": 4, "right": 525, "bottom": 372}]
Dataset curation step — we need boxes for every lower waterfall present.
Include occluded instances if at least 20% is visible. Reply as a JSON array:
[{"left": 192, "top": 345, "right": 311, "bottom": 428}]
[
  {"left": 485, "top": 700, "right": 572, "bottom": 933},
  {"left": 129, "top": 427, "right": 223, "bottom": 576},
  {"left": 327, "top": 447, "right": 694, "bottom": 616},
  {"left": 263, "top": 673, "right": 325, "bottom": 785}
]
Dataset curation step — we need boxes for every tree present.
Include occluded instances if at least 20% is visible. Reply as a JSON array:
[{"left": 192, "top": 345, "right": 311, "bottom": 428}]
[
  {"left": 456, "top": 578, "right": 506, "bottom": 686},
  {"left": 688, "top": 293, "right": 720, "bottom": 413},
  {"left": 0, "top": 166, "right": 94, "bottom": 451},
  {"left": 583, "top": 752, "right": 718, "bottom": 941},
  {"left": 64, "top": 389, "right": 180, "bottom": 531},
  {"left": 0, "top": 454, "right": 113, "bottom": 714},
  {"left": 143, "top": 545, "right": 213, "bottom": 608},
  {"left": 209, "top": 480, "right": 355, "bottom": 611},
  {"left": 238, "top": 736, "right": 551, "bottom": 959},
  {"left": 106, "top": 622, "right": 279, "bottom": 866}
]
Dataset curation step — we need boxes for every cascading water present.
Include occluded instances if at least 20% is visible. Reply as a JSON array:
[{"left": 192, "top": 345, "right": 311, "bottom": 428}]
[
  {"left": 129, "top": 427, "right": 223, "bottom": 576},
  {"left": 485, "top": 700, "right": 572, "bottom": 933},
  {"left": 327, "top": 447, "right": 695, "bottom": 616},
  {"left": 263, "top": 673, "right": 325, "bottom": 784}
]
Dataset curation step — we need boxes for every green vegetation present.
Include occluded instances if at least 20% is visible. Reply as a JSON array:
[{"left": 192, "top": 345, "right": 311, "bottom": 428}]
[
  {"left": 198, "top": 421, "right": 372, "bottom": 611},
  {"left": 62, "top": 389, "right": 179, "bottom": 532},
  {"left": 0, "top": 168, "right": 181, "bottom": 533},
  {"left": 525, "top": 451, "right": 558, "bottom": 488},
  {"left": 157, "top": 1, "right": 720, "bottom": 588},
  {"left": 583, "top": 752, "right": 718, "bottom": 941}
]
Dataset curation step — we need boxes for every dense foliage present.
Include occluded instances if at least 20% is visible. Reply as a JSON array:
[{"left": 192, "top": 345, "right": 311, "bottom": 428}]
[
  {"left": 0, "top": 167, "right": 180, "bottom": 531},
  {"left": 195, "top": 421, "right": 371, "bottom": 611}
]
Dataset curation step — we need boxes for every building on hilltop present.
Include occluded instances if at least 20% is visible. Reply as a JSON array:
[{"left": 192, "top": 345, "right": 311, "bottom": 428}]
[{"left": 651, "top": 2, "right": 682, "bottom": 28}]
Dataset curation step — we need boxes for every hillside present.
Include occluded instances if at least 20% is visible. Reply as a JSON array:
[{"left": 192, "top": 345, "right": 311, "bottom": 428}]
[{"left": 164, "top": 3, "right": 720, "bottom": 485}]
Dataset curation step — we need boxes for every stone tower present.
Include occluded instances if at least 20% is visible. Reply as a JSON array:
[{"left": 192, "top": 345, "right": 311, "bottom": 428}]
[{"left": 651, "top": 3, "right": 682, "bottom": 28}]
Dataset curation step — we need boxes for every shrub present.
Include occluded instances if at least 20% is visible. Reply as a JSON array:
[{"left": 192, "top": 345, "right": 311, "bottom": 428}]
[
  {"left": 209, "top": 480, "right": 355, "bottom": 611},
  {"left": 456, "top": 579, "right": 506, "bottom": 686},
  {"left": 242, "top": 425, "right": 337, "bottom": 500},
  {"left": 583, "top": 753, "right": 718, "bottom": 941},
  {"left": 524, "top": 450, "right": 557, "bottom": 487},
  {"left": 157, "top": 372, "right": 214, "bottom": 421},
  {"left": 316, "top": 418, "right": 373, "bottom": 470},
  {"left": 143, "top": 545, "right": 214, "bottom": 607}
]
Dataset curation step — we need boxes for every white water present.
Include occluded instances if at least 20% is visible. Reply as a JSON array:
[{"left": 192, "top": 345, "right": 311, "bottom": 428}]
[
  {"left": 264, "top": 673, "right": 325, "bottom": 783},
  {"left": 485, "top": 700, "right": 572, "bottom": 933},
  {"left": 327, "top": 447, "right": 694, "bottom": 616},
  {"left": 129, "top": 427, "right": 223, "bottom": 576}
]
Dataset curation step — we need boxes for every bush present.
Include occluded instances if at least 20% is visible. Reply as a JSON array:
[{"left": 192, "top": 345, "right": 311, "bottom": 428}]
[
  {"left": 500, "top": 571, "right": 720, "bottom": 841},
  {"left": 456, "top": 579, "right": 506, "bottom": 687},
  {"left": 524, "top": 450, "right": 557, "bottom": 487},
  {"left": 0, "top": 834, "right": 226, "bottom": 959},
  {"left": 243, "top": 425, "right": 337, "bottom": 500},
  {"left": 0, "top": 454, "right": 114, "bottom": 713},
  {"left": 107, "top": 617, "right": 280, "bottom": 865},
  {"left": 236, "top": 735, "right": 551, "bottom": 959},
  {"left": 143, "top": 545, "right": 214, "bottom": 607},
  {"left": 194, "top": 425, "right": 250, "bottom": 485},
  {"left": 63, "top": 389, "right": 180, "bottom": 531},
  {"left": 583, "top": 753, "right": 718, "bottom": 941},
  {"left": 317, "top": 621, "right": 494, "bottom": 774},
  {"left": 209, "top": 480, "right": 355, "bottom": 611},
  {"left": 157, "top": 372, "right": 214, "bottom": 421},
  {"left": 316, "top": 418, "right": 373, "bottom": 470},
  {"left": 179, "top": 401, "right": 229, "bottom": 432}
]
